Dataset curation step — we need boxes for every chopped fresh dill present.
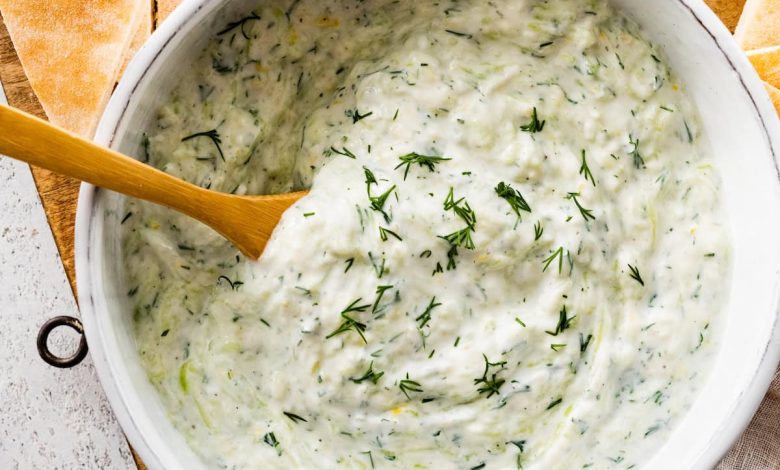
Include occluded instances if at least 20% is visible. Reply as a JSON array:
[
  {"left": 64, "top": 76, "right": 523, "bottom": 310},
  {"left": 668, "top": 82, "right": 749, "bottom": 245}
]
[
  {"left": 580, "top": 333, "right": 594, "bottom": 353},
  {"left": 495, "top": 182, "right": 532, "bottom": 219},
  {"left": 350, "top": 361, "right": 384, "bottom": 384},
  {"left": 217, "top": 275, "right": 243, "bottom": 290},
  {"left": 440, "top": 227, "right": 474, "bottom": 250},
  {"left": 550, "top": 343, "right": 566, "bottom": 352},
  {"left": 515, "top": 317, "right": 526, "bottom": 327},
  {"left": 282, "top": 411, "right": 307, "bottom": 423},
  {"left": 217, "top": 12, "right": 262, "bottom": 39},
  {"left": 566, "top": 192, "right": 596, "bottom": 221},
  {"left": 420, "top": 249, "right": 433, "bottom": 258},
  {"left": 546, "top": 397, "right": 563, "bottom": 410},
  {"left": 372, "top": 285, "right": 393, "bottom": 313},
  {"left": 326, "top": 298, "right": 372, "bottom": 343},
  {"left": 628, "top": 264, "right": 645, "bottom": 286},
  {"left": 330, "top": 146, "right": 357, "bottom": 159},
  {"left": 579, "top": 150, "right": 596, "bottom": 186},
  {"left": 395, "top": 153, "right": 451, "bottom": 180},
  {"left": 446, "top": 244, "right": 459, "bottom": 270},
  {"left": 379, "top": 227, "right": 402, "bottom": 242},
  {"left": 520, "top": 107, "right": 546, "bottom": 133},
  {"left": 542, "top": 246, "right": 566, "bottom": 274},
  {"left": 181, "top": 129, "right": 225, "bottom": 161},
  {"left": 347, "top": 108, "right": 373, "bottom": 123},
  {"left": 546, "top": 305, "right": 575, "bottom": 336},
  {"left": 629, "top": 135, "right": 645, "bottom": 169},
  {"left": 263, "top": 432, "right": 281, "bottom": 455},
  {"left": 344, "top": 258, "right": 355, "bottom": 273},
  {"left": 399, "top": 373, "right": 423, "bottom": 399},
  {"left": 370, "top": 186, "right": 396, "bottom": 222},
  {"left": 444, "top": 187, "right": 477, "bottom": 228},
  {"left": 474, "top": 354, "right": 507, "bottom": 398},
  {"left": 303, "top": 212, "right": 315, "bottom": 217},
  {"left": 534, "top": 221, "right": 544, "bottom": 241},
  {"left": 439, "top": 187, "right": 477, "bottom": 255},
  {"left": 415, "top": 297, "right": 442, "bottom": 329},
  {"left": 445, "top": 29, "right": 473, "bottom": 39}
]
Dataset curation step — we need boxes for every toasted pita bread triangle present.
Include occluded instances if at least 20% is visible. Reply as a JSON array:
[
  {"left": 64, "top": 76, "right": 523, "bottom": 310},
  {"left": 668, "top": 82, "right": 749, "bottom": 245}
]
[
  {"left": 0, "top": 0, "right": 141, "bottom": 136},
  {"left": 156, "top": 0, "right": 183, "bottom": 26},
  {"left": 704, "top": 0, "right": 747, "bottom": 32},
  {"left": 747, "top": 45, "right": 780, "bottom": 89},
  {"left": 119, "top": 3, "right": 152, "bottom": 78},
  {"left": 735, "top": 0, "right": 780, "bottom": 50},
  {"left": 766, "top": 82, "right": 780, "bottom": 116}
]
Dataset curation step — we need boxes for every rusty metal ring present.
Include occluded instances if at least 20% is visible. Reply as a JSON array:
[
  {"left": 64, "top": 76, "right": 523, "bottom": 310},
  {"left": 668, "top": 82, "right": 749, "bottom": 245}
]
[{"left": 37, "top": 316, "right": 88, "bottom": 368}]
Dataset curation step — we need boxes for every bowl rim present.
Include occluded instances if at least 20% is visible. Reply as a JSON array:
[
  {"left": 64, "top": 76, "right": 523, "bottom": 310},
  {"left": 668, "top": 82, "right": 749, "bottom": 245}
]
[{"left": 76, "top": 1, "right": 780, "bottom": 469}]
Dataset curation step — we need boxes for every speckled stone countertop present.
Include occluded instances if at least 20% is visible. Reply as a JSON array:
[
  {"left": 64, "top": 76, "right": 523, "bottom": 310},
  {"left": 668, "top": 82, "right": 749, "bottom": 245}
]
[{"left": 0, "top": 84, "right": 134, "bottom": 469}]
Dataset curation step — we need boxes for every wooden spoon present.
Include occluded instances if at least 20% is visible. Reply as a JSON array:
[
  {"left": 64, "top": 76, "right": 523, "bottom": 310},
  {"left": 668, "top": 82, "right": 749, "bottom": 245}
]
[{"left": 0, "top": 104, "right": 307, "bottom": 259}]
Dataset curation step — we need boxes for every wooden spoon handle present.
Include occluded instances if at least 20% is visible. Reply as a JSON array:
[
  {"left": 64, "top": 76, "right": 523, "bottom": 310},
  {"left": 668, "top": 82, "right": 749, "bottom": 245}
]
[{"left": 0, "top": 103, "right": 213, "bottom": 217}]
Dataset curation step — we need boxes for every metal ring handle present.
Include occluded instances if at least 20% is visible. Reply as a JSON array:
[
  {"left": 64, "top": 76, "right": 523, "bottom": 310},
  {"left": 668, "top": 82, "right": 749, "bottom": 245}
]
[{"left": 37, "top": 316, "right": 88, "bottom": 368}]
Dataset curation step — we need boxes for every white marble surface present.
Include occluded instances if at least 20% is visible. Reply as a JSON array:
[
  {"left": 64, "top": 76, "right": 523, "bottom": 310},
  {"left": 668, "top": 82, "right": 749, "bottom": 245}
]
[{"left": 0, "top": 86, "right": 134, "bottom": 469}]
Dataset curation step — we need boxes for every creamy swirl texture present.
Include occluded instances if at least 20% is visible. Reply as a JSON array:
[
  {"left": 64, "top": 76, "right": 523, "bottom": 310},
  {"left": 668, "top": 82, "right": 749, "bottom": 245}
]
[{"left": 122, "top": 0, "right": 731, "bottom": 468}]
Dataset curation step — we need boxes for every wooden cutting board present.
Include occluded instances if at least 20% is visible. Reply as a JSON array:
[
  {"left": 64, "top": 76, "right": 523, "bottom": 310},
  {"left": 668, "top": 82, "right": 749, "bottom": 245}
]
[{"left": 0, "top": 3, "right": 742, "bottom": 470}]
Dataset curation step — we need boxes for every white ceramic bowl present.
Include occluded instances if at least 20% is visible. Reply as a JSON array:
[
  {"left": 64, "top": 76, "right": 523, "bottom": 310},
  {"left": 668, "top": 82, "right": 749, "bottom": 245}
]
[{"left": 76, "top": 0, "right": 780, "bottom": 468}]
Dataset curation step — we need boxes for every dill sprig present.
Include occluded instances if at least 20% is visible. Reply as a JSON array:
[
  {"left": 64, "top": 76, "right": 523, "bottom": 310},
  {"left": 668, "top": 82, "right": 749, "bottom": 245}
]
[
  {"left": 329, "top": 146, "right": 357, "bottom": 159},
  {"left": 395, "top": 153, "right": 451, "bottom": 180},
  {"left": 566, "top": 192, "right": 596, "bottom": 221},
  {"left": 263, "top": 432, "right": 281, "bottom": 455},
  {"left": 542, "top": 246, "right": 566, "bottom": 274},
  {"left": 370, "top": 186, "right": 396, "bottom": 221},
  {"left": 347, "top": 108, "right": 373, "bottom": 123},
  {"left": 364, "top": 166, "right": 377, "bottom": 188},
  {"left": 326, "top": 298, "right": 372, "bottom": 343},
  {"left": 446, "top": 245, "right": 458, "bottom": 270},
  {"left": 629, "top": 135, "right": 645, "bottom": 169},
  {"left": 350, "top": 361, "right": 384, "bottom": 384},
  {"left": 217, "top": 12, "right": 262, "bottom": 39},
  {"left": 399, "top": 373, "right": 423, "bottom": 399},
  {"left": 182, "top": 129, "right": 225, "bottom": 161},
  {"left": 282, "top": 411, "right": 308, "bottom": 423},
  {"left": 495, "top": 182, "right": 532, "bottom": 219},
  {"left": 379, "top": 226, "right": 402, "bottom": 242},
  {"left": 533, "top": 221, "right": 544, "bottom": 241},
  {"left": 363, "top": 166, "right": 396, "bottom": 222},
  {"left": 439, "top": 188, "right": 477, "bottom": 260},
  {"left": 444, "top": 187, "right": 477, "bottom": 228},
  {"left": 579, "top": 150, "right": 596, "bottom": 186},
  {"left": 474, "top": 354, "right": 507, "bottom": 399},
  {"left": 545, "top": 305, "right": 575, "bottom": 336},
  {"left": 580, "top": 333, "right": 594, "bottom": 353},
  {"left": 520, "top": 107, "right": 546, "bottom": 133},
  {"left": 440, "top": 228, "right": 475, "bottom": 250},
  {"left": 415, "top": 297, "right": 442, "bottom": 329},
  {"left": 372, "top": 285, "right": 393, "bottom": 314},
  {"left": 628, "top": 264, "right": 645, "bottom": 286}
]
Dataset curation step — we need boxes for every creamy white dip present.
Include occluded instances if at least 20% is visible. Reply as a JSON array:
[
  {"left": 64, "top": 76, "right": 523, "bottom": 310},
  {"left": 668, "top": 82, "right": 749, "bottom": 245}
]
[{"left": 122, "top": 0, "right": 731, "bottom": 468}]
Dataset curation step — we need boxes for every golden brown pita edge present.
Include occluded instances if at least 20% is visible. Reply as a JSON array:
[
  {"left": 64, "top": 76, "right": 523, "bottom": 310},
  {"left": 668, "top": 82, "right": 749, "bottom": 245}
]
[{"left": 0, "top": 0, "right": 143, "bottom": 137}]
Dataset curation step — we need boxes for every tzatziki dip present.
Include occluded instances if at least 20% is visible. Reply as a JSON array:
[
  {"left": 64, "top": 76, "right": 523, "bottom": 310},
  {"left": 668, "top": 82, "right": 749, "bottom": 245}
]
[{"left": 121, "top": 0, "right": 731, "bottom": 468}]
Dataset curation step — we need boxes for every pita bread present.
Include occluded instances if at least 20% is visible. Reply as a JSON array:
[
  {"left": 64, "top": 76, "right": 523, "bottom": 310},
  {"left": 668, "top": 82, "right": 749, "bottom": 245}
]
[
  {"left": 0, "top": 0, "right": 142, "bottom": 136},
  {"left": 735, "top": 0, "right": 780, "bottom": 50},
  {"left": 156, "top": 0, "right": 182, "bottom": 26},
  {"left": 704, "top": 0, "right": 747, "bottom": 32},
  {"left": 119, "top": 2, "right": 152, "bottom": 78},
  {"left": 747, "top": 45, "right": 780, "bottom": 89},
  {"left": 767, "top": 82, "right": 780, "bottom": 116}
]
